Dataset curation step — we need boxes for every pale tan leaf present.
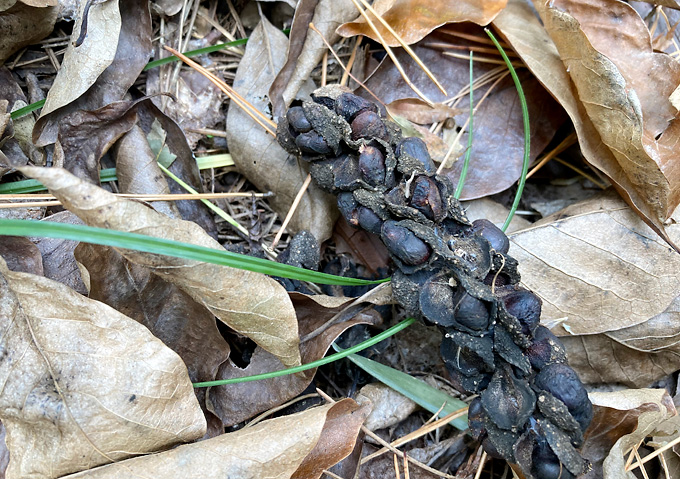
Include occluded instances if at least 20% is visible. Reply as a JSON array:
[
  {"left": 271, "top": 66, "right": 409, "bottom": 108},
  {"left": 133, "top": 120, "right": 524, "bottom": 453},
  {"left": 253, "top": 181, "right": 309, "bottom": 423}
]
[
  {"left": 0, "top": 257, "right": 205, "bottom": 479},
  {"left": 386, "top": 99, "right": 461, "bottom": 125},
  {"left": 587, "top": 389, "right": 680, "bottom": 479},
  {"left": 226, "top": 16, "right": 337, "bottom": 243},
  {"left": 20, "top": 166, "right": 302, "bottom": 368},
  {"left": 509, "top": 191, "right": 680, "bottom": 336},
  {"left": 356, "top": 383, "right": 417, "bottom": 431},
  {"left": 0, "top": 1, "right": 56, "bottom": 64},
  {"left": 61, "top": 400, "right": 367, "bottom": 479},
  {"left": 337, "top": 0, "right": 508, "bottom": 46}
]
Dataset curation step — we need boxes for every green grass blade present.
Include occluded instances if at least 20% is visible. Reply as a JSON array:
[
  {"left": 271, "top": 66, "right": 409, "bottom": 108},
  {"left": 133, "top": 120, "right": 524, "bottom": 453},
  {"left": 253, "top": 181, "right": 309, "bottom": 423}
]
[
  {"left": 0, "top": 219, "right": 388, "bottom": 286},
  {"left": 484, "top": 28, "right": 530, "bottom": 232},
  {"left": 192, "top": 317, "right": 416, "bottom": 387},
  {"left": 335, "top": 347, "right": 469, "bottom": 430},
  {"left": 9, "top": 99, "right": 45, "bottom": 120},
  {"left": 454, "top": 51, "right": 474, "bottom": 200}
]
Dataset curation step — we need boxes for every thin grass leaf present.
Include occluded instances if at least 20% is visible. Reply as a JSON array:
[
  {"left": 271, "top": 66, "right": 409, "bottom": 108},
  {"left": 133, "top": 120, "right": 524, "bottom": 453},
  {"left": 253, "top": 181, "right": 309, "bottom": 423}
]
[
  {"left": 484, "top": 28, "right": 530, "bottom": 232},
  {"left": 333, "top": 345, "right": 468, "bottom": 430},
  {"left": 0, "top": 219, "right": 388, "bottom": 286},
  {"left": 192, "top": 317, "right": 416, "bottom": 387}
]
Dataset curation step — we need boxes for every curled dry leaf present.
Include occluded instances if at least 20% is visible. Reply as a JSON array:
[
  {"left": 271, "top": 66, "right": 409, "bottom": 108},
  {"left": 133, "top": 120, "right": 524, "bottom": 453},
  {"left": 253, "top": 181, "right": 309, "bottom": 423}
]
[
  {"left": 337, "top": 0, "right": 508, "bottom": 46},
  {"left": 20, "top": 166, "right": 302, "bottom": 369},
  {"left": 0, "top": 0, "right": 56, "bottom": 64},
  {"left": 34, "top": 0, "right": 151, "bottom": 146},
  {"left": 583, "top": 389, "right": 680, "bottom": 479},
  {"left": 226, "top": 16, "right": 337, "bottom": 243},
  {"left": 61, "top": 400, "right": 367, "bottom": 479},
  {"left": 356, "top": 382, "right": 418, "bottom": 431},
  {"left": 509, "top": 191, "right": 680, "bottom": 386},
  {"left": 269, "top": 0, "right": 357, "bottom": 118},
  {"left": 208, "top": 292, "right": 380, "bottom": 426},
  {"left": 0, "top": 257, "right": 205, "bottom": 479},
  {"left": 521, "top": 0, "right": 680, "bottom": 246}
]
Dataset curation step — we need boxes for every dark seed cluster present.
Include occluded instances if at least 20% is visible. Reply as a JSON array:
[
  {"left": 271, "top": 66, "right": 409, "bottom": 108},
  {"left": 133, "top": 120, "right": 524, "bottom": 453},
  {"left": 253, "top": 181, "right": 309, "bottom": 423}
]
[{"left": 277, "top": 85, "right": 592, "bottom": 478}]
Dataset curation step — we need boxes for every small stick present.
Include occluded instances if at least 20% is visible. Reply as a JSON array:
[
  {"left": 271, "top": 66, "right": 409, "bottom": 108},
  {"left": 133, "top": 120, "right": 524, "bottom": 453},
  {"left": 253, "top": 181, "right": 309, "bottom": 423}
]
[
  {"left": 341, "top": 36, "right": 363, "bottom": 86},
  {"left": 356, "top": 0, "right": 447, "bottom": 95},
  {"left": 626, "top": 434, "right": 680, "bottom": 472},
  {"left": 270, "top": 173, "right": 312, "bottom": 249},
  {"left": 347, "top": 0, "right": 435, "bottom": 106},
  {"left": 473, "top": 451, "right": 488, "bottom": 479}
]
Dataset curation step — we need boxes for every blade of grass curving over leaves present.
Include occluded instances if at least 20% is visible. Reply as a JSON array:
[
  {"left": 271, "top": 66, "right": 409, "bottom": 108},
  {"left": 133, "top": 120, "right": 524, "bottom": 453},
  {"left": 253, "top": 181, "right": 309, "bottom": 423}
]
[
  {"left": 0, "top": 219, "right": 387, "bottom": 286},
  {"left": 454, "top": 51, "right": 475, "bottom": 200},
  {"left": 192, "top": 317, "right": 416, "bottom": 387},
  {"left": 332, "top": 343, "right": 468, "bottom": 430},
  {"left": 484, "top": 28, "right": 530, "bottom": 232}
]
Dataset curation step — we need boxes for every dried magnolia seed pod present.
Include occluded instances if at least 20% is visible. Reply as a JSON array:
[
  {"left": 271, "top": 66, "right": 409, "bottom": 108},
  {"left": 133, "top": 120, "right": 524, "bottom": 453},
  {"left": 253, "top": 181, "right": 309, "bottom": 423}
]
[
  {"left": 335, "top": 92, "right": 379, "bottom": 122},
  {"left": 381, "top": 220, "right": 431, "bottom": 266},
  {"left": 481, "top": 366, "right": 536, "bottom": 431},
  {"left": 470, "top": 219, "right": 510, "bottom": 254},
  {"left": 286, "top": 106, "right": 312, "bottom": 133},
  {"left": 358, "top": 145, "right": 386, "bottom": 187},
  {"left": 295, "top": 131, "right": 332, "bottom": 156},
  {"left": 351, "top": 110, "right": 390, "bottom": 142}
]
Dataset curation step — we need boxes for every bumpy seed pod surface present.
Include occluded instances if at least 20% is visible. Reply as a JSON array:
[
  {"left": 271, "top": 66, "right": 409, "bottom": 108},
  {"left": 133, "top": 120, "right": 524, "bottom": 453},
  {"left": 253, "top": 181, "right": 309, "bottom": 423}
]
[{"left": 276, "top": 89, "right": 592, "bottom": 478}]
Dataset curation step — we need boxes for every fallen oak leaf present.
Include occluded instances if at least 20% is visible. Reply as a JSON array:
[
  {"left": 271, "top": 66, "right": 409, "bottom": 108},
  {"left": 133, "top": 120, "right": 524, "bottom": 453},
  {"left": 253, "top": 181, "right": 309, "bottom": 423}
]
[
  {"left": 0, "top": 256, "right": 205, "bottom": 479},
  {"left": 20, "top": 165, "right": 302, "bottom": 369},
  {"left": 60, "top": 399, "right": 368, "bottom": 479}
]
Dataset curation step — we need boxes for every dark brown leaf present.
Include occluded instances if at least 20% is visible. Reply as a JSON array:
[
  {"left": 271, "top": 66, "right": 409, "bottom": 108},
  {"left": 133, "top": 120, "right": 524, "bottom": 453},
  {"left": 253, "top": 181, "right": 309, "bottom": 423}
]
[
  {"left": 0, "top": 1, "right": 56, "bottom": 64},
  {"left": 0, "top": 236, "right": 42, "bottom": 274}
]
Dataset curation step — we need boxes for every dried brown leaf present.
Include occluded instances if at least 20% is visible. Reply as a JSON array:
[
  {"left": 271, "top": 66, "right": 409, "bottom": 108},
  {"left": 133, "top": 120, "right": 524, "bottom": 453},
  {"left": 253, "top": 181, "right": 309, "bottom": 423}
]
[
  {"left": 356, "top": 383, "right": 417, "bottom": 431},
  {"left": 586, "top": 389, "right": 680, "bottom": 479},
  {"left": 20, "top": 166, "right": 302, "bottom": 368},
  {"left": 74, "top": 243, "right": 230, "bottom": 437},
  {"left": 226, "top": 16, "right": 337, "bottom": 242},
  {"left": 0, "top": 257, "right": 205, "bottom": 479},
  {"left": 208, "top": 292, "right": 379, "bottom": 426},
  {"left": 61, "top": 400, "right": 366, "bottom": 479},
  {"left": 34, "top": 0, "right": 151, "bottom": 146},
  {"left": 361, "top": 28, "right": 565, "bottom": 199},
  {"left": 31, "top": 211, "right": 87, "bottom": 295},
  {"left": 269, "top": 0, "right": 357, "bottom": 118},
  {"left": 0, "top": 1, "right": 56, "bottom": 64},
  {"left": 527, "top": 0, "right": 680, "bottom": 245},
  {"left": 387, "top": 98, "right": 461, "bottom": 124},
  {"left": 509, "top": 191, "right": 680, "bottom": 386},
  {"left": 0, "top": 236, "right": 42, "bottom": 274},
  {"left": 337, "top": 0, "right": 508, "bottom": 46}
]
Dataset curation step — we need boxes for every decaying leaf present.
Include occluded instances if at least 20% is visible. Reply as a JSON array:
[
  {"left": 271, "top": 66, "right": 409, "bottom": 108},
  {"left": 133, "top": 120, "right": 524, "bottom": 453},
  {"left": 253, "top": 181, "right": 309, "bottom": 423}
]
[
  {"left": 386, "top": 98, "right": 461, "bottom": 125},
  {"left": 61, "top": 400, "right": 367, "bottom": 479},
  {"left": 269, "top": 0, "right": 357, "bottom": 118},
  {"left": 509, "top": 191, "right": 680, "bottom": 386},
  {"left": 355, "top": 382, "right": 418, "bottom": 431},
  {"left": 0, "top": 0, "right": 56, "bottom": 64},
  {"left": 584, "top": 389, "right": 680, "bottom": 479},
  {"left": 337, "top": 0, "right": 508, "bottom": 46},
  {"left": 34, "top": 0, "right": 151, "bottom": 146},
  {"left": 20, "top": 166, "right": 302, "bottom": 369},
  {"left": 0, "top": 236, "right": 42, "bottom": 275},
  {"left": 527, "top": 0, "right": 680, "bottom": 247},
  {"left": 207, "top": 292, "right": 380, "bottom": 426},
  {"left": 226, "top": 16, "right": 337, "bottom": 243},
  {"left": 0, "top": 257, "right": 205, "bottom": 479}
]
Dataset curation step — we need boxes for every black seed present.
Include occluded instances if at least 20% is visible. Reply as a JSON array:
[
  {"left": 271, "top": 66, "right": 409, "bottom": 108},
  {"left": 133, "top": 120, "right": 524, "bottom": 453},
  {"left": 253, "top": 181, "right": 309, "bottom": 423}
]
[
  {"left": 419, "top": 275, "right": 456, "bottom": 326},
  {"left": 358, "top": 145, "right": 386, "bottom": 187},
  {"left": 351, "top": 110, "right": 390, "bottom": 141},
  {"left": 381, "top": 220, "right": 431, "bottom": 266},
  {"left": 410, "top": 176, "right": 444, "bottom": 221},
  {"left": 481, "top": 367, "right": 536, "bottom": 431},
  {"left": 395, "top": 137, "right": 436, "bottom": 174},
  {"left": 332, "top": 154, "right": 361, "bottom": 191},
  {"left": 471, "top": 219, "right": 510, "bottom": 254},
  {"left": 286, "top": 106, "right": 312, "bottom": 133},
  {"left": 357, "top": 207, "right": 383, "bottom": 235},
  {"left": 335, "top": 93, "right": 378, "bottom": 122},
  {"left": 532, "top": 437, "right": 576, "bottom": 479},
  {"left": 337, "top": 192, "right": 359, "bottom": 228},
  {"left": 535, "top": 363, "right": 593, "bottom": 432},
  {"left": 467, "top": 397, "right": 487, "bottom": 441},
  {"left": 295, "top": 131, "right": 333, "bottom": 155},
  {"left": 454, "top": 292, "right": 490, "bottom": 331},
  {"left": 503, "top": 289, "right": 541, "bottom": 335}
]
